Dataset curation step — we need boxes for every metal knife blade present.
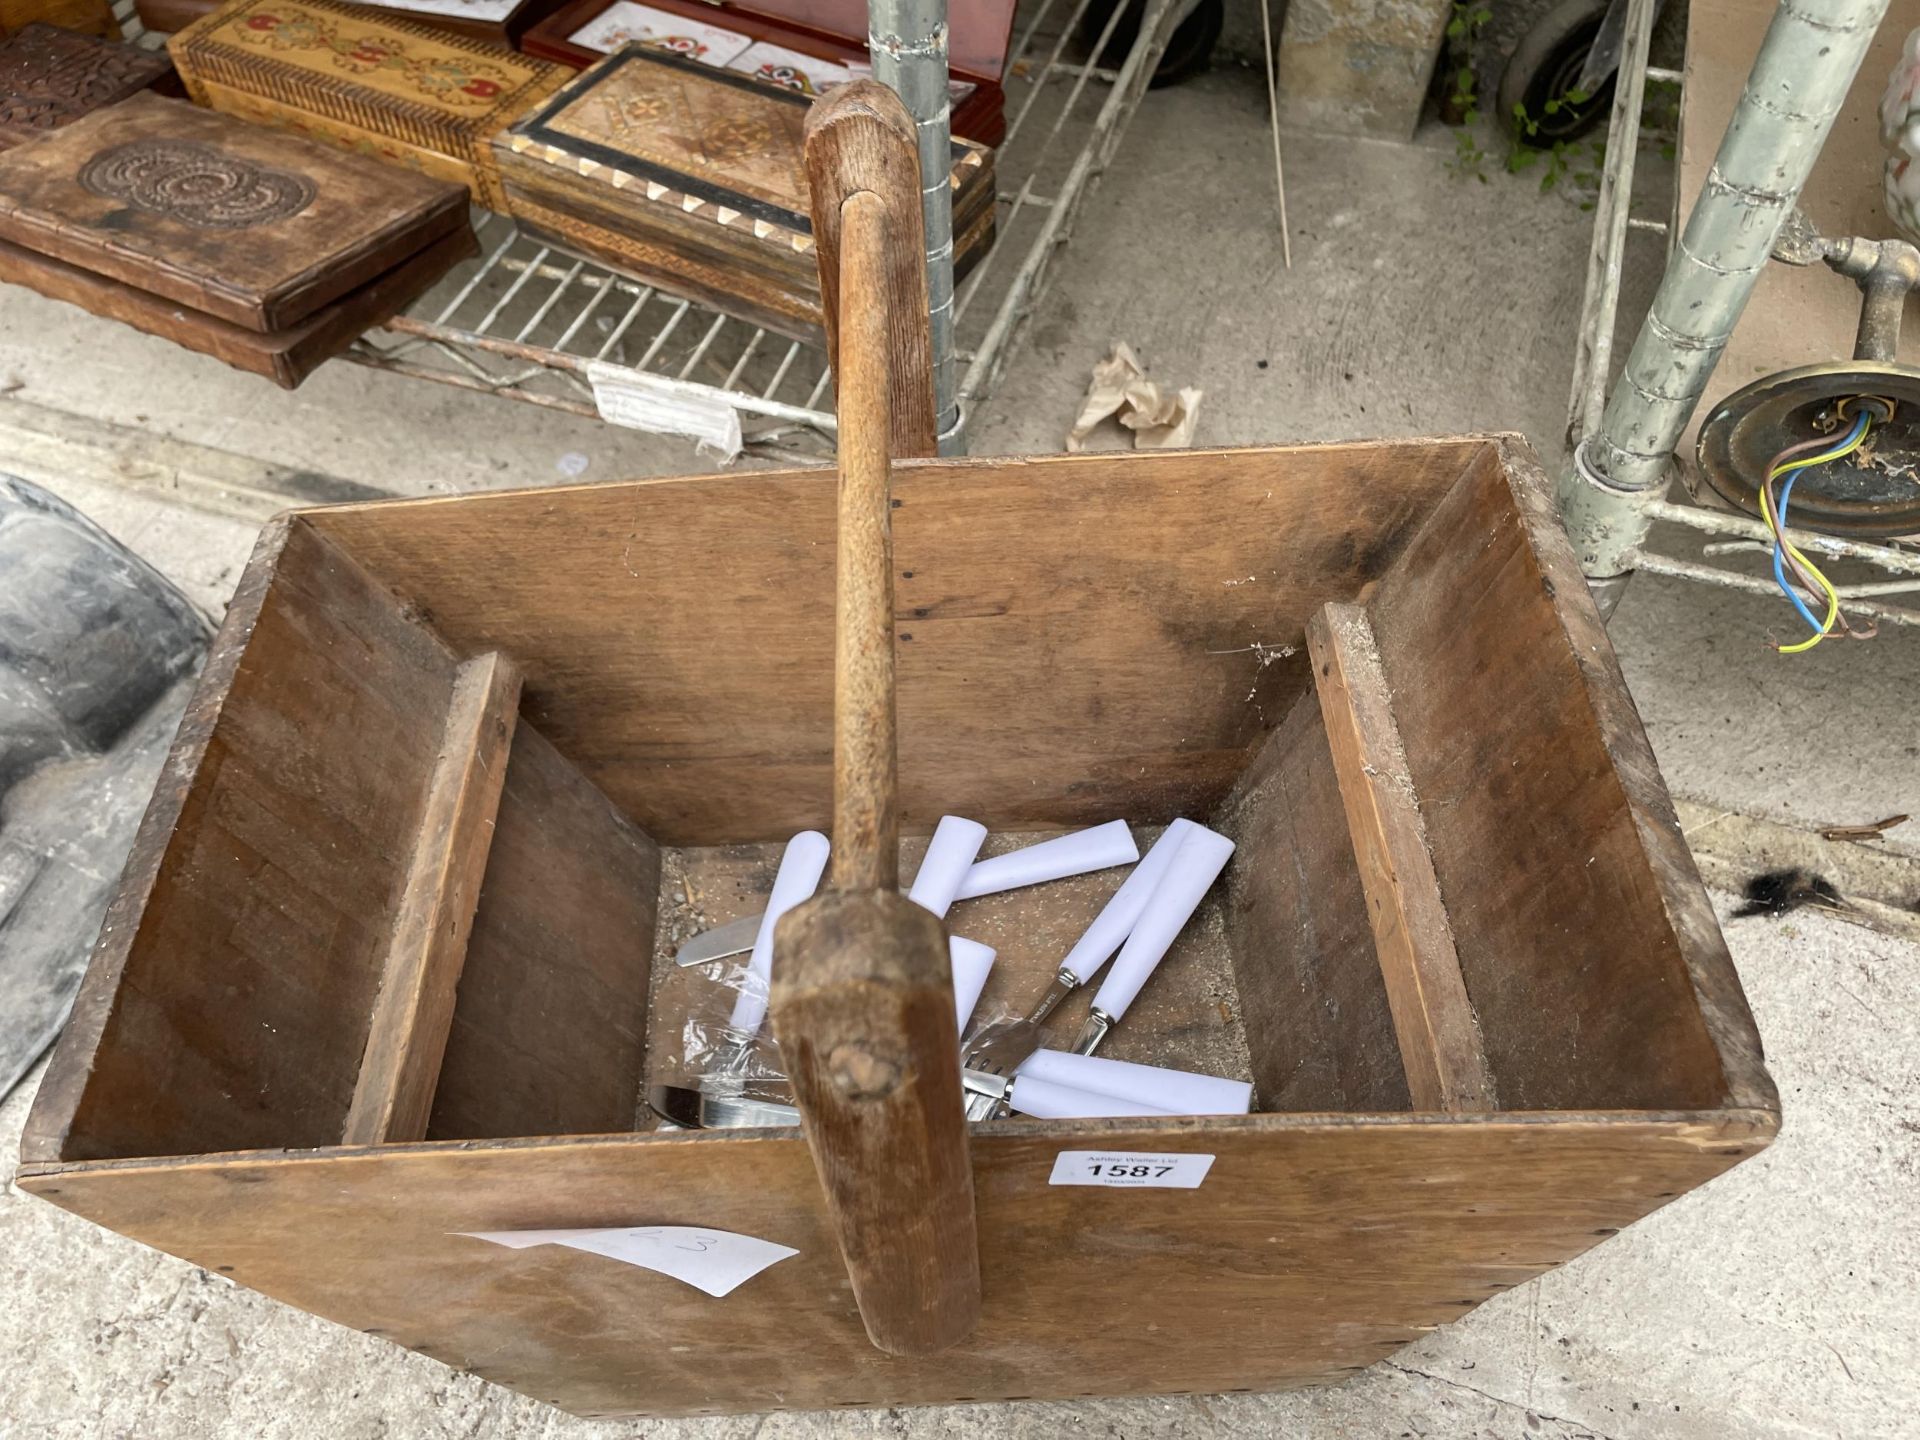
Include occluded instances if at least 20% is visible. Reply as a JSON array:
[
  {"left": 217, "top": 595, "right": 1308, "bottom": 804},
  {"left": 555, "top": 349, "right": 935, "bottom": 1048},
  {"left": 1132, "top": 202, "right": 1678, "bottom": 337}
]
[{"left": 673, "top": 912, "right": 764, "bottom": 967}]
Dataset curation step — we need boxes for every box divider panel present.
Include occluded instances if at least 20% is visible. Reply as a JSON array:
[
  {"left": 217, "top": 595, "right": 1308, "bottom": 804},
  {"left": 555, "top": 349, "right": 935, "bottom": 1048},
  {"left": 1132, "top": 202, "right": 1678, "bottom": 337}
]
[
  {"left": 343, "top": 651, "right": 524, "bottom": 1146},
  {"left": 1305, "top": 602, "right": 1495, "bottom": 1113}
]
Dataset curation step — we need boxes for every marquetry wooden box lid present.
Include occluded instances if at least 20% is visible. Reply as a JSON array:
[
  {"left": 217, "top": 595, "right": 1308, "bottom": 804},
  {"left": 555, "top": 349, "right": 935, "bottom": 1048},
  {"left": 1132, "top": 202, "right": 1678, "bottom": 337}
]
[
  {"left": 0, "top": 25, "right": 177, "bottom": 152},
  {"left": 0, "top": 91, "right": 469, "bottom": 331},
  {"left": 495, "top": 46, "right": 991, "bottom": 262},
  {"left": 169, "top": 0, "right": 567, "bottom": 162}
]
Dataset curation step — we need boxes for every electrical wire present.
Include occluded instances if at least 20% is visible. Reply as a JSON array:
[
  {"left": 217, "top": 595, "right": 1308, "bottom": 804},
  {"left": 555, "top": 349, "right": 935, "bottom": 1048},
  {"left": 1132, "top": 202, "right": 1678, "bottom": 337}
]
[{"left": 1757, "top": 404, "right": 1872, "bottom": 654}]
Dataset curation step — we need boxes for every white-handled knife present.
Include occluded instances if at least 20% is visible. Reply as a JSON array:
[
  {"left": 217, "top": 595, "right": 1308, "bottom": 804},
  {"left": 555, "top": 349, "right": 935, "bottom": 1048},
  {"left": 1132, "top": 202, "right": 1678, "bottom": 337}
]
[
  {"left": 1025, "top": 818, "right": 1195, "bottom": 1024},
  {"left": 907, "top": 814, "right": 989, "bottom": 917},
  {"left": 724, "top": 830, "right": 830, "bottom": 1036},
  {"left": 1072, "top": 825, "right": 1235, "bottom": 1054},
  {"left": 1016, "top": 1048, "right": 1251, "bottom": 1115},
  {"left": 953, "top": 819, "right": 1138, "bottom": 901},
  {"left": 677, "top": 817, "right": 1130, "bottom": 967}
]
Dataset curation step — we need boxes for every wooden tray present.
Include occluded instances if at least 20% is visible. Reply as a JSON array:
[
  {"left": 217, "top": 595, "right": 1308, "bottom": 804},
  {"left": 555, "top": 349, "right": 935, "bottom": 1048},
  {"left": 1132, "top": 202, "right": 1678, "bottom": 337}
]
[
  {"left": 15, "top": 431, "right": 1779, "bottom": 1416},
  {"left": 0, "top": 24, "right": 178, "bottom": 152},
  {"left": 0, "top": 92, "right": 470, "bottom": 331},
  {"left": 0, "top": 221, "right": 476, "bottom": 386},
  {"left": 168, "top": 0, "right": 568, "bottom": 209}
]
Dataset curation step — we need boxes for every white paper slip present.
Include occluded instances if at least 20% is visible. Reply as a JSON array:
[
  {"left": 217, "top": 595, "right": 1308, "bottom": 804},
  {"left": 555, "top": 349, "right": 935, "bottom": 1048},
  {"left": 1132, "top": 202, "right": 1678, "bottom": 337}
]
[
  {"left": 569, "top": 1, "right": 752, "bottom": 63},
  {"left": 588, "top": 360, "right": 743, "bottom": 460},
  {"left": 1048, "top": 1151, "right": 1214, "bottom": 1189},
  {"left": 457, "top": 1225, "right": 799, "bottom": 1297},
  {"left": 728, "top": 40, "right": 855, "bottom": 97},
  {"left": 367, "top": 0, "right": 520, "bottom": 22}
]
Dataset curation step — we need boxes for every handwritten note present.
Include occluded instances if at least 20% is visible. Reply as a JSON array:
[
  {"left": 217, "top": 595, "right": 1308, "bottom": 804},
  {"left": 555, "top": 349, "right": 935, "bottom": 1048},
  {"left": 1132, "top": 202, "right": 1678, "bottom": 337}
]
[{"left": 457, "top": 1225, "right": 798, "bottom": 1297}]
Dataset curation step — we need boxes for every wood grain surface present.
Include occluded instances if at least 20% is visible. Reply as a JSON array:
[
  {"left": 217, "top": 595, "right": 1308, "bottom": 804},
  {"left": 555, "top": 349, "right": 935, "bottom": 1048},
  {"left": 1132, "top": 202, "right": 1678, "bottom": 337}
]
[
  {"left": 1213, "top": 693, "right": 1411, "bottom": 1112},
  {"left": 769, "top": 185, "right": 978, "bottom": 1354},
  {"left": 1365, "top": 439, "right": 1776, "bottom": 1114},
  {"left": 132, "top": 0, "right": 217, "bottom": 31},
  {"left": 1306, "top": 603, "right": 1494, "bottom": 1113},
  {"left": 426, "top": 722, "right": 661, "bottom": 1141},
  {"left": 0, "top": 92, "right": 469, "bottom": 330},
  {"left": 516, "top": 0, "right": 1010, "bottom": 144},
  {"left": 28, "top": 520, "right": 465, "bottom": 1163},
  {"left": 302, "top": 439, "right": 1478, "bottom": 846},
  {"left": 0, "top": 222, "right": 477, "bottom": 388},
  {"left": 343, "top": 651, "right": 524, "bottom": 1146},
  {"left": 0, "top": 0, "right": 115, "bottom": 38},
  {"left": 491, "top": 51, "right": 993, "bottom": 344},
  {"left": 804, "top": 83, "right": 937, "bottom": 459},
  {"left": 170, "top": 0, "right": 568, "bottom": 210},
  {"left": 0, "top": 25, "right": 176, "bottom": 150},
  {"left": 16, "top": 433, "right": 1781, "bottom": 1418},
  {"left": 18, "top": 1111, "right": 1774, "bottom": 1417}
]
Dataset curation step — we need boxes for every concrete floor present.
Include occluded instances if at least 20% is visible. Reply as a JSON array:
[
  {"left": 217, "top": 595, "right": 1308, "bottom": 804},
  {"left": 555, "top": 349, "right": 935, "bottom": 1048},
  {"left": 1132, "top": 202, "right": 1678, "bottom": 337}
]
[{"left": 2, "top": 66, "right": 1918, "bottom": 1440}]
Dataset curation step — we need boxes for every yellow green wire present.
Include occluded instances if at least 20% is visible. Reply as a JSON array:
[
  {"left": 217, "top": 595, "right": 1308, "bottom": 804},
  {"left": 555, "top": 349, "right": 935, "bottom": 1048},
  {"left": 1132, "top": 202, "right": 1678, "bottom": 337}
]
[{"left": 1757, "top": 407, "right": 1871, "bottom": 654}]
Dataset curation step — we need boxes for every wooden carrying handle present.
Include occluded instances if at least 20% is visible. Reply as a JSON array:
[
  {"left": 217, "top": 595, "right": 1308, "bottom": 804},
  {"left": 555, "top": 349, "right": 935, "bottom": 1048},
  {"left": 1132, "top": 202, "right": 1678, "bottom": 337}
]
[{"left": 769, "top": 83, "right": 980, "bottom": 1358}]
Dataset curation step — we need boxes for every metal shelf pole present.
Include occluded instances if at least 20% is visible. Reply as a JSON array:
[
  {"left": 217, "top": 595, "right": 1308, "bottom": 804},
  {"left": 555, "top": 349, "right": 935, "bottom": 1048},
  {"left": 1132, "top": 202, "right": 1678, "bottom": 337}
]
[
  {"left": 1557, "top": 0, "right": 1890, "bottom": 613},
  {"left": 869, "top": 0, "right": 964, "bottom": 452}
]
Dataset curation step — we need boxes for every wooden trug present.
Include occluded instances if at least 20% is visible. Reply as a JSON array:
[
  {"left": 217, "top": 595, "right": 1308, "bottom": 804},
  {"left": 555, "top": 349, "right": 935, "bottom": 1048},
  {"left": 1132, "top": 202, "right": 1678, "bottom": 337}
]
[{"left": 13, "top": 88, "right": 1777, "bottom": 1423}]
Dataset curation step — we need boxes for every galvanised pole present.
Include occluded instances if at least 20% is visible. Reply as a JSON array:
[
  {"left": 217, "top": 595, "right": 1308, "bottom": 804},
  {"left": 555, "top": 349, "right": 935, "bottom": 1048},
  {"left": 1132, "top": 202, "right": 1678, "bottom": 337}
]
[
  {"left": 1558, "top": 0, "right": 1890, "bottom": 612},
  {"left": 868, "top": 0, "right": 964, "bottom": 453}
]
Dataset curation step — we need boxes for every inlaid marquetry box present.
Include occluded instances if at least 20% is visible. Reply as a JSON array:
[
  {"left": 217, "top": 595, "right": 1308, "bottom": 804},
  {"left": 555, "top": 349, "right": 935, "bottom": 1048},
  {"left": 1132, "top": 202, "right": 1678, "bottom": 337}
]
[
  {"left": 169, "top": 0, "right": 568, "bottom": 208},
  {"left": 18, "top": 434, "right": 1776, "bottom": 1418},
  {"left": 492, "top": 46, "right": 995, "bottom": 342}
]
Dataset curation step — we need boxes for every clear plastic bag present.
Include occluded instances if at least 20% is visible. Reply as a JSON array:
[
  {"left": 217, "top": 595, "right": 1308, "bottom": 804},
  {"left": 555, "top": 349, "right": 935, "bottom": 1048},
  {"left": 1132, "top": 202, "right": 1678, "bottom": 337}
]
[{"left": 656, "top": 955, "right": 1038, "bottom": 1112}]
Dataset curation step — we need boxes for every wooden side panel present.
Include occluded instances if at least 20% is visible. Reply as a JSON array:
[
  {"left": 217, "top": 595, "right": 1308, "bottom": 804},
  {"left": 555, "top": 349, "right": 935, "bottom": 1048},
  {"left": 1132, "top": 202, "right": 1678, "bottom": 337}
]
[
  {"left": 0, "top": 225, "right": 478, "bottom": 389},
  {"left": 1306, "top": 603, "right": 1494, "bottom": 1113},
  {"left": 1364, "top": 439, "right": 1772, "bottom": 1114},
  {"left": 16, "top": 1111, "right": 1773, "bottom": 1418},
  {"left": 425, "top": 723, "right": 661, "bottom": 1141},
  {"left": 35, "top": 520, "right": 462, "bottom": 1163},
  {"left": 305, "top": 440, "right": 1479, "bottom": 846},
  {"left": 343, "top": 652, "right": 523, "bottom": 1147},
  {"left": 1214, "top": 692, "right": 1411, "bottom": 1112}
]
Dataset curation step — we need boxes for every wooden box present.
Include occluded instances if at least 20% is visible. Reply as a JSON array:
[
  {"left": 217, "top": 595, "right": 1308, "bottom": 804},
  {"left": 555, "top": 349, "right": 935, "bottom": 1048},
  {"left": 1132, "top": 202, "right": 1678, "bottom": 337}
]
[
  {"left": 0, "top": 25, "right": 178, "bottom": 151},
  {"left": 0, "top": 92, "right": 476, "bottom": 384},
  {"left": 353, "top": 0, "right": 571, "bottom": 45},
  {"left": 132, "top": 0, "right": 219, "bottom": 34},
  {"left": 522, "top": 0, "right": 1015, "bottom": 145},
  {"left": 0, "top": 0, "right": 115, "bottom": 40},
  {"left": 493, "top": 47, "right": 995, "bottom": 342},
  {"left": 168, "top": 0, "right": 569, "bottom": 209},
  {"left": 17, "top": 434, "right": 1777, "bottom": 1418}
]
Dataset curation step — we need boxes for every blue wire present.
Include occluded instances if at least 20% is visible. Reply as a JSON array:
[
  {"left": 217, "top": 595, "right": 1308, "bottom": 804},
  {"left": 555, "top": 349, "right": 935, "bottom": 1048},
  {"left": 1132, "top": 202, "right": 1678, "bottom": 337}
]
[
  {"left": 1769, "top": 409, "right": 1868, "bottom": 635},
  {"left": 1771, "top": 474, "right": 1824, "bottom": 635}
]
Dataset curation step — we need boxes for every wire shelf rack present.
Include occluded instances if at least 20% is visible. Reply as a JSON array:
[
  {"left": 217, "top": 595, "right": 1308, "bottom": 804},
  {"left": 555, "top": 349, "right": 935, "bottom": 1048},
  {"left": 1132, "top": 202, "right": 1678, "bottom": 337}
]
[{"left": 119, "top": 0, "right": 1186, "bottom": 460}]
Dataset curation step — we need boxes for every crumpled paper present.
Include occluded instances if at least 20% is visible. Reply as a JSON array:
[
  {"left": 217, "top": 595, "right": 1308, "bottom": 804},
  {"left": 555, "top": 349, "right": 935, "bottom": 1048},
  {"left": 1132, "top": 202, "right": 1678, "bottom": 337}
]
[{"left": 1066, "top": 342, "right": 1203, "bottom": 452}]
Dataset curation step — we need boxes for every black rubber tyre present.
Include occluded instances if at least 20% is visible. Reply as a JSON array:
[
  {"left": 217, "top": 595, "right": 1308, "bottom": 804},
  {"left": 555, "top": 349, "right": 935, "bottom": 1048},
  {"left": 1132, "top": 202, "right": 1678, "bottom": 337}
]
[
  {"left": 1498, "top": 0, "right": 1615, "bottom": 146},
  {"left": 1080, "top": 0, "right": 1226, "bottom": 89}
]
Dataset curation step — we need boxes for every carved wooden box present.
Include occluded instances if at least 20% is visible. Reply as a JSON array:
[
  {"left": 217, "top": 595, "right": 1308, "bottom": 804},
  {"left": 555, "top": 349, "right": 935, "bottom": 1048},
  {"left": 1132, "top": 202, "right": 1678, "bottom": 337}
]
[
  {"left": 0, "top": 24, "right": 177, "bottom": 151},
  {"left": 168, "top": 0, "right": 568, "bottom": 208},
  {"left": 493, "top": 46, "right": 996, "bottom": 342},
  {"left": 0, "top": 92, "right": 475, "bottom": 384}
]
